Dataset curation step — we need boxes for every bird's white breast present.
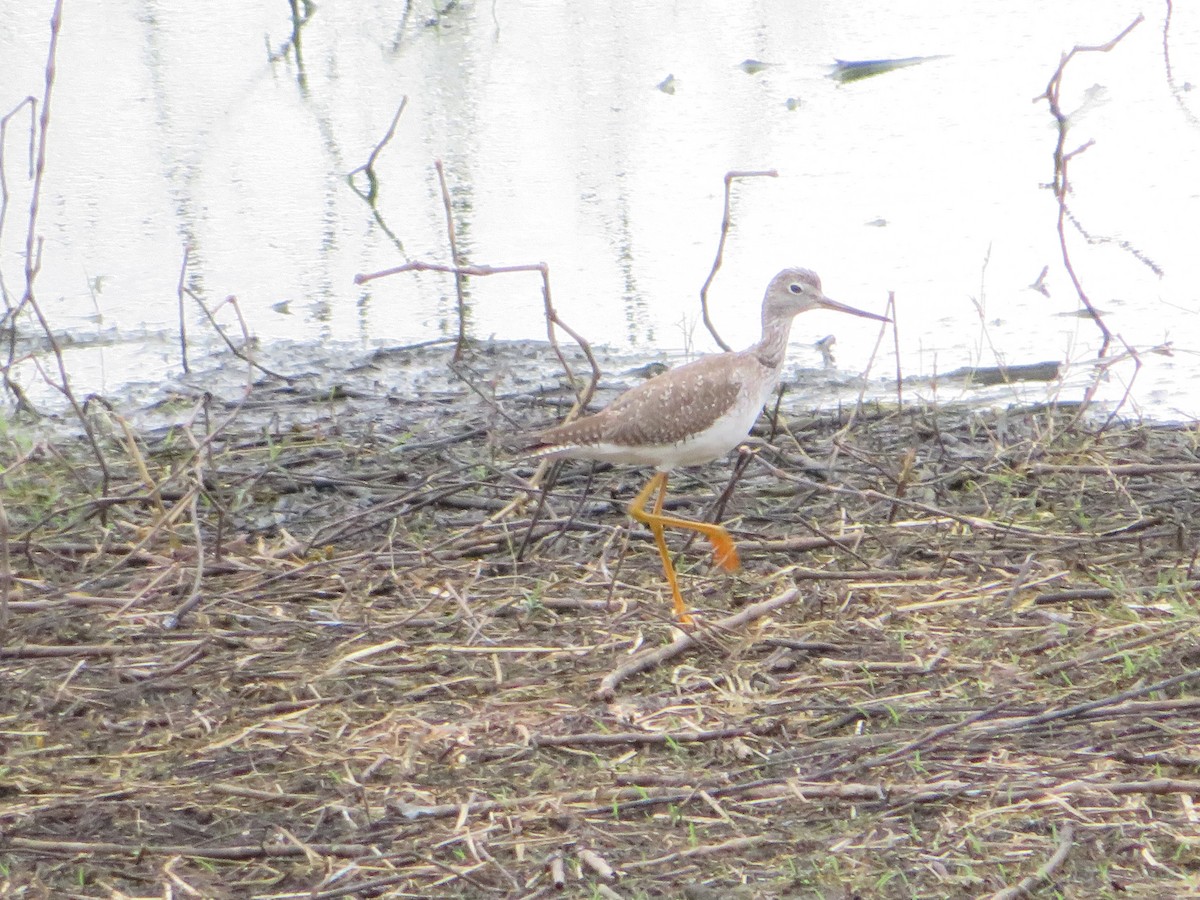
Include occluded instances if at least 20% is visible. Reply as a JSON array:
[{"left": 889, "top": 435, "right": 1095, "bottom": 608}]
[{"left": 572, "top": 389, "right": 767, "bottom": 470}]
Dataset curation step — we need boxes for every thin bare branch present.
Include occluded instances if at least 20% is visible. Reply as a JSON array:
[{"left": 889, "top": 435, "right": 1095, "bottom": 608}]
[
  {"left": 348, "top": 96, "right": 408, "bottom": 204},
  {"left": 699, "top": 169, "right": 778, "bottom": 352},
  {"left": 1035, "top": 14, "right": 1143, "bottom": 362},
  {"left": 988, "top": 822, "right": 1076, "bottom": 900},
  {"left": 596, "top": 587, "right": 801, "bottom": 699},
  {"left": 176, "top": 243, "right": 191, "bottom": 373},
  {"left": 434, "top": 160, "right": 469, "bottom": 362}
]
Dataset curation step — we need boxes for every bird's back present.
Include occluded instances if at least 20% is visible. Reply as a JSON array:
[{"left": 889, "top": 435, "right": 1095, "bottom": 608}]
[{"left": 526, "top": 349, "right": 774, "bottom": 469}]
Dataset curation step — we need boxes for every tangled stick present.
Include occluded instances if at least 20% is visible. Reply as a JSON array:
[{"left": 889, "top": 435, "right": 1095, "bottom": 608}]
[
  {"left": 987, "top": 822, "right": 1076, "bottom": 900},
  {"left": 596, "top": 587, "right": 801, "bottom": 699}
]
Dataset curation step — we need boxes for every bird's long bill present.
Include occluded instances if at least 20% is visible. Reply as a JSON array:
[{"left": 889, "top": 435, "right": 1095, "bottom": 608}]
[{"left": 817, "top": 295, "right": 890, "bottom": 323}]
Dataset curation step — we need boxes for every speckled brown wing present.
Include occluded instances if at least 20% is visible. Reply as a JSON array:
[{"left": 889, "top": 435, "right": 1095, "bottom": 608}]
[{"left": 596, "top": 355, "right": 745, "bottom": 448}]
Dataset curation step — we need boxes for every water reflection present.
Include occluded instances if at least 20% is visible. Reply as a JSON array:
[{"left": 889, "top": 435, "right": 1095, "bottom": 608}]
[{"left": 0, "top": 1, "right": 1197, "bottom": 418}]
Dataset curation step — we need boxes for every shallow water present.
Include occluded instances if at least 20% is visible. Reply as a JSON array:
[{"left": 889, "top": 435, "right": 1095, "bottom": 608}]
[{"left": 1, "top": 1, "right": 1198, "bottom": 419}]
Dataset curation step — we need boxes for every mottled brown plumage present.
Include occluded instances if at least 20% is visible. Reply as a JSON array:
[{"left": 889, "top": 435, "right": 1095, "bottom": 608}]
[{"left": 530, "top": 356, "right": 744, "bottom": 465}]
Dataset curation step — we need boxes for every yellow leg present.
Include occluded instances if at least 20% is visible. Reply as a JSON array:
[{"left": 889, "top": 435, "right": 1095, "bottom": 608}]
[
  {"left": 627, "top": 472, "right": 742, "bottom": 623},
  {"left": 635, "top": 473, "right": 741, "bottom": 571},
  {"left": 643, "top": 474, "right": 692, "bottom": 624}
]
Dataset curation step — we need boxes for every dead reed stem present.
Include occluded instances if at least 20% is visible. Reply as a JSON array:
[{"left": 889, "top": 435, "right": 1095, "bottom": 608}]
[{"left": 698, "top": 168, "right": 778, "bottom": 352}]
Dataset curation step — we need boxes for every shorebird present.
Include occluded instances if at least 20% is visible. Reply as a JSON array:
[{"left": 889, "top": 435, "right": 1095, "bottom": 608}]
[{"left": 524, "top": 267, "right": 887, "bottom": 623}]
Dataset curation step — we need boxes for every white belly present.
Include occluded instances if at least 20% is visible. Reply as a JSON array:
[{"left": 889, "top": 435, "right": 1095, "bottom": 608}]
[{"left": 578, "top": 395, "right": 765, "bottom": 470}]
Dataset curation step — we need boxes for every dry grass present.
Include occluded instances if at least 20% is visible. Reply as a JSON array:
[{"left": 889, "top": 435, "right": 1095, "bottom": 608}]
[{"left": 2, "top": 367, "right": 1200, "bottom": 899}]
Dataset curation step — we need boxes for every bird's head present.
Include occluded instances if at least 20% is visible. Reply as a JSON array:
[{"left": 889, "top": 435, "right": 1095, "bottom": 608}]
[{"left": 763, "top": 267, "right": 889, "bottom": 326}]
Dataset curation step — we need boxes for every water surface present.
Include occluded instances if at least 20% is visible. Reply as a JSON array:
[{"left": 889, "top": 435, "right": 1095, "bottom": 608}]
[{"left": 1, "top": 1, "right": 1197, "bottom": 418}]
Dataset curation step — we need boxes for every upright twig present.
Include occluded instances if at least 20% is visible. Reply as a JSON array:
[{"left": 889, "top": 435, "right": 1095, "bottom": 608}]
[
  {"left": 186, "top": 291, "right": 288, "bottom": 382},
  {"left": 1162, "top": 1, "right": 1200, "bottom": 128},
  {"left": 167, "top": 450, "right": 210, "bottom": 627},
  {"left": 0, "top": 97, "right": 38, "bottom": 317},
  {"left": 707, "top": 447, "right": 756, "bottom": 530},
  {"left": 16, "top": 2, "right": 111, "bottom": 490},
  {"left": 266, "top": 0, "right": 315, "bottom": 76},
  {"left": 434, "top": 160, "right": 469, "bottom": 362},
  {"left": 514, "top": 458, "right": 564, "bottom": 563},
  {"left": 1090, "top": 333, "right": 1145, "bottom": 433},
  {"left": 0, "top": 99, "right": 39, "bottom": 413},
  {"left": 348, "top": 97, "right": 408, "bottom": 205},
  {"left": 699, "top": 169, "right": 778, "bottom": 352},
  {"left": 888, "top": 292, "right": 902, "bottom": 408},
  {"left": 286, "top": 0, "right": 311, "bottom": 79},
  {"left": 826, "top": 295, "right": 891, "bottom": 472},
  {"left": 0, "top": 490, "right": 9, "bottom": 636},
  {"left": 176, "top": 244, "right": 191, "bottom": 374},
  {"left": 1034, "top": 15, "right": 1143, "bottom": 361},
  {"left": 538, "top": 266, "right": 600, "bottom": 412}
]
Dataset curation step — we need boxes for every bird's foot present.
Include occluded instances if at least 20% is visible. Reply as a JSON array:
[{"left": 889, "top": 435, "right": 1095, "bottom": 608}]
[{"left": 710, "top": 535, "right": 741, "bottom": 571}]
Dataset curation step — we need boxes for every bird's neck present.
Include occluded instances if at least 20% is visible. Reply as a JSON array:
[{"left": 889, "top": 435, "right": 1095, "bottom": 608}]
[{"left": 753, "top": 315, "right": 794, "bottom": 372}]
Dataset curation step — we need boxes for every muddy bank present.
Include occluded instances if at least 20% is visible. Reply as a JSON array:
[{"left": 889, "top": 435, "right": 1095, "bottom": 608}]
[{"left": 2, "top": 340, "right": 1199, "bottom": 897}]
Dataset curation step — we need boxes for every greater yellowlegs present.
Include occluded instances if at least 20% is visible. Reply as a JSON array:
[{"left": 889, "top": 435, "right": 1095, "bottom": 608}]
[{"left": 524, "top": 267, "right": 887, "bottom": 623}]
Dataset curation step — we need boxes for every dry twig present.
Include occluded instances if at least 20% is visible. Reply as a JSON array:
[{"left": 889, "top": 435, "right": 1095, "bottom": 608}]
[
  {"left": 698, "top": 169, "right": 778, "bottom": 352},
  {"left": 596, "top": 587, "right": 801, "bottom": 699}
]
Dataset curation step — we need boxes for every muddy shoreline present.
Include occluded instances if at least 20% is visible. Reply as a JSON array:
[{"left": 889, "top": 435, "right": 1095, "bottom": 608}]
[{"left": 3, "top": 340, "right": 1199, "bottom": 897}]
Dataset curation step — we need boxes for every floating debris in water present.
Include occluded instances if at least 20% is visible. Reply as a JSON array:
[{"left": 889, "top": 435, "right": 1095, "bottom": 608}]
[
  {"left": 785, "top": 97, "right": 802, "bottom": 110},
  {"left": 1055, "top": 308, "right": 1107, "bottom": 320},
  {"left": 830, "top": 55, "right": 949, "bottom": 84},
  {"left": 738, "top": 59, "right": 774, "bottom": 74},
  {"left": 938, "top": 361, "right": 1063, "bottom": 386},
  {"left": 815, "top": 334, "right": 837, "bottom": 368},
  {"left": 1029, "top": 265, "right": 1051, "bottom": 297},
  {"left": 656, "top": 73, "right": 678, "bottom": 94},
  {"left": 625, "top": 361, "right": 669, "bottom": 380}
]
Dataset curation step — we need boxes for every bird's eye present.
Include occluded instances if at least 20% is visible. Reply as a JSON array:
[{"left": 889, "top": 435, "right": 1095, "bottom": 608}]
[{"left": 789, "top": 283, "right": 802, "bottom": 294}]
